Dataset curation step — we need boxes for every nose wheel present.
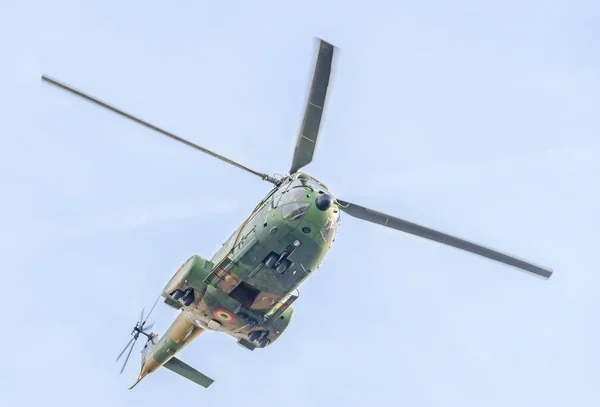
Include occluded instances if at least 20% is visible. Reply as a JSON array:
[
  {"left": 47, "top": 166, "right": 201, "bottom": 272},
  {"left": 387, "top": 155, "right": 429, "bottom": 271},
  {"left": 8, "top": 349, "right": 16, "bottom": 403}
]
[
  {"left": 264, "top": 252, "right": 292, "bottom": 274},
  {"left": 247, "top": 330, "right": 271, "bottom": 348}
]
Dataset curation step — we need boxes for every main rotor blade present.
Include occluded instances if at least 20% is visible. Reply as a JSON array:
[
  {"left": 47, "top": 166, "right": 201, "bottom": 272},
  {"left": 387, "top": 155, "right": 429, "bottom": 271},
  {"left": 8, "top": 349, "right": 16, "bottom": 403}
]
[
  {"left": 41, "top": 75, "right": 278, "bottom": 185},
  {"left": 337, "top": 200, "right": 553, "bottom": 278},
  {"left": 289, "top": 39, "right": 336, "bottom": 174}
]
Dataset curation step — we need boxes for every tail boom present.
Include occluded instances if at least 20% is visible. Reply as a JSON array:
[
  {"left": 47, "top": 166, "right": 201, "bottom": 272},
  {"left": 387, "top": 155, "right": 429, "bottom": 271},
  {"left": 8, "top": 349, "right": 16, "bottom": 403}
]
[{"left": 131, "top": 311, "right": 214, "bottom": 389}]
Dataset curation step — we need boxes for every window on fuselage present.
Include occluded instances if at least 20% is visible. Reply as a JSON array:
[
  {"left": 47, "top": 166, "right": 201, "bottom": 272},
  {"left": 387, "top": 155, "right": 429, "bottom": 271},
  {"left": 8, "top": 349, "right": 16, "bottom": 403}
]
[
  {"left": 320, "top": 215, "right": 336, "bottom": 243},
  {"left": 249, "top": 201, "right": 270, "bottom": 227},
  {"left": 271, "top": 190, "right": 283, "bottom": 208}
]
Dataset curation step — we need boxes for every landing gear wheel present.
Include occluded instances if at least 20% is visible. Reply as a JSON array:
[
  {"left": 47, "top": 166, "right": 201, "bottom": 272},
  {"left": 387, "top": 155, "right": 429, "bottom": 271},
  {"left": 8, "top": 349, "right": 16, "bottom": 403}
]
[
  {"left": 276, "top": 259, "right": 291, "bottom": 274},
  {"left": 258, "top": 337, "right": 270, "bottom": 348},
  {"left": 248, "top": 331, "right": 262, "bottom": 342},
  {"left": 182, "top": 288, "right": 195, "bottom": 306},
  {"left": 171, "top": 289, "right": 184, "bottom": 300},
  {"left": 265, "top": 253, "right": 278, "bottom": 268}
]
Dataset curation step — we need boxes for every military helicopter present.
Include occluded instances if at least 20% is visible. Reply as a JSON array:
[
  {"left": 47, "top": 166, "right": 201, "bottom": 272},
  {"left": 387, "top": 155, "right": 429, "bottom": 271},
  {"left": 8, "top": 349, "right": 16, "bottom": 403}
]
[{"left": 41, "top": 38, "right": 552, "bottom": 390}]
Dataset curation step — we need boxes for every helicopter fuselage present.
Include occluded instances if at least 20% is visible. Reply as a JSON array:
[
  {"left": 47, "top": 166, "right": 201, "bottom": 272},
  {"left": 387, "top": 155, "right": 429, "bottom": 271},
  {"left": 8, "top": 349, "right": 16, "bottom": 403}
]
[{"left": 158, "top": 172, "right": 340, "bottom": 353}]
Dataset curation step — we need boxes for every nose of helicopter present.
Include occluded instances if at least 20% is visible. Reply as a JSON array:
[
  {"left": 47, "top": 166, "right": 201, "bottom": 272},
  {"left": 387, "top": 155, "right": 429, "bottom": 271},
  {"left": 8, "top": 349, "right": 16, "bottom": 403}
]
[{"left": 315, "top": 193, "right": 334, "bottom": 211}]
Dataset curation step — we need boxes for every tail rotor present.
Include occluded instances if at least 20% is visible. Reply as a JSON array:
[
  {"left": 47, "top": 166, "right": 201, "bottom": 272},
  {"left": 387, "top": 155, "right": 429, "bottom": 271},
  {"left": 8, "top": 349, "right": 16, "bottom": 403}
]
[{"left": 116, "top": 295, "right": 161, "bottom": 374}]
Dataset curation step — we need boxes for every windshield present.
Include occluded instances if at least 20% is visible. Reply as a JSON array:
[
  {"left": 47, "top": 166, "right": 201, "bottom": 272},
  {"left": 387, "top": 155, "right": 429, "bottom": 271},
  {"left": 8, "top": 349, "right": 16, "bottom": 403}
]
[
  {"left": 279, "top": 187, "right": 307, "bottom": 205},
  {"left": 292, "top": 173, "right": 329, "bottom": 192},
  {"left": 272, "top": 179, "right": 309, "bottom": 208},
  {"left": 282, "top": 202, "right": 310, "bottom": 220},
  {"left": 289, "top": 179, "right": 308, "bottom": 189},
  {"left": 306, "top": 179, "right": 328, "bottom": 193},
  {"left": 320, "top": 215, "right": 336, "bottom": 243}
]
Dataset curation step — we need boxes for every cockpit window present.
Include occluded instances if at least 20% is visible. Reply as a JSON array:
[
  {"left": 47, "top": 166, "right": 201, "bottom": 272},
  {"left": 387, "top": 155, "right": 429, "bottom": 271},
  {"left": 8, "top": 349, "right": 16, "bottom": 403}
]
[
  {"left": 291, "top": 173, "right": 329, "bottom": 192},
  {"left": 271, "top": 190, "right": 283, "bottom": 208},
  {"left": 289, "top": 179, "right": 308, "bottom": 189},
  {"left": 320, "top": 214, "right": 337, "bottom": 243},
  {"left": 272, "top": 180, "right": 308, "bottom": 208},
  {"left": 279, "top": 188, "right": 307, "bottom": 205},
  {"left": 282, "top": 202, "right": 310, "bottom": 221},
  {"left": 308, "top": 180, "right": 328, "bottom": 193}
]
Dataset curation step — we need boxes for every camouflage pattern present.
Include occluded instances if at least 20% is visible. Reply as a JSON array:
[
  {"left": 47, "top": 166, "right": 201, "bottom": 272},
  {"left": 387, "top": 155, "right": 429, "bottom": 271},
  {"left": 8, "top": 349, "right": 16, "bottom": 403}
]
[
  {"left": 133, "top": 172, "right": 339, "bottom": 387},
  {"left": 131, "top": 311, "right": 206, "bottom": 388}
]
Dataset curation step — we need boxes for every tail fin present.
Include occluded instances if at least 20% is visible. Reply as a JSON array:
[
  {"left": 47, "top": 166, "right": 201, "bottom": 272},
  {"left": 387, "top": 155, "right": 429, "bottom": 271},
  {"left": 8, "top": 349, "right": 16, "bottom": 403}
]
[
  {"left": 162, "top": 357, "right": 214, "bottom": 388},
  {"left": 128, "top": 372, "right": 148, "bottom": 390}
]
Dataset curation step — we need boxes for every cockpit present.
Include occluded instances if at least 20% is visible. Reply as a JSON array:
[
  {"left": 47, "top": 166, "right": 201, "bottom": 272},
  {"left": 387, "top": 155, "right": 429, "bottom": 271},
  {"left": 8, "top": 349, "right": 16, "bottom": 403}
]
[
  {"left": 274, "top": 172, "right": 333, "bottom": 209},
  {"left": 287, "top": 172, "right": 330, "bottom": 193},
  {"left": 276, "top": 172, "right": 339, "bottom": 244}
]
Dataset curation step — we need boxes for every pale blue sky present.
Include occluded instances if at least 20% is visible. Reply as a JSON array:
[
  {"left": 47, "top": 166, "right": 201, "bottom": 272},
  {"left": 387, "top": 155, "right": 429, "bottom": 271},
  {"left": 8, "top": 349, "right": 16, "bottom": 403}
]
[{"left": 1, "top": 1, "right": 599, "bottom": 406}]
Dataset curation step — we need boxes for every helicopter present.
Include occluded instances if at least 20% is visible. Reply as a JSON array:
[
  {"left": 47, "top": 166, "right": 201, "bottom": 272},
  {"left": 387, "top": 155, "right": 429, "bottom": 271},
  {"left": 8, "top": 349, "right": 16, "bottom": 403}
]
[{"left": 41, "top": 38, "right": 552, "bottom": 390}]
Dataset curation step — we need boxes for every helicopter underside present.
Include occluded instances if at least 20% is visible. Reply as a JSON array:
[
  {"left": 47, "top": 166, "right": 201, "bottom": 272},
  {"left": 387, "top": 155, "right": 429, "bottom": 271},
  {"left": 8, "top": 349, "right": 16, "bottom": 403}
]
[
  {"left": 160, "top": 177, "right": 340, "bottom": 349},
  {"left": 160, "top": 224, "right": 328, "bottom": 348}
]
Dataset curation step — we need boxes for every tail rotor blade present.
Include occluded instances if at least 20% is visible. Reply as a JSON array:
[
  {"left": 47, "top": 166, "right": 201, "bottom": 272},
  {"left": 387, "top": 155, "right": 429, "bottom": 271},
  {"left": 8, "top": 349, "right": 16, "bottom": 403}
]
[
  {"left": 139, "top": 307, "right": 145, "bottom": 324},
  {"left": 143, "top": 322, "right": 155, "bottom": 332},
  {"left": 120, "top": 339, "right": 137, "bottom": 375},
  {"left": 141, "top": 294, "right": 161, "bottom": 327},
  {"left": 116, "top": 337, "right": 135, "bottom": 362}
]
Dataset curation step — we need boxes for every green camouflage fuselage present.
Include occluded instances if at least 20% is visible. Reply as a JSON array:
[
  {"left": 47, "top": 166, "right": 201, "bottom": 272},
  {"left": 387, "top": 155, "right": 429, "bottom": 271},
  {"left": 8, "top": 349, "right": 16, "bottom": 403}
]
[{"left": 136, "top": 173, "right": 339, "bottom": 381}]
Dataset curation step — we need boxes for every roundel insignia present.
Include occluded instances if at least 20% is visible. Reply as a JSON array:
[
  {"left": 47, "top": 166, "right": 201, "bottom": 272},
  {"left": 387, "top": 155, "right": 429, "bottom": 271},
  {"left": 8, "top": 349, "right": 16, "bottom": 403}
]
[{"left": 213, "top": 308, "right": 236, "bottom": 323}]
